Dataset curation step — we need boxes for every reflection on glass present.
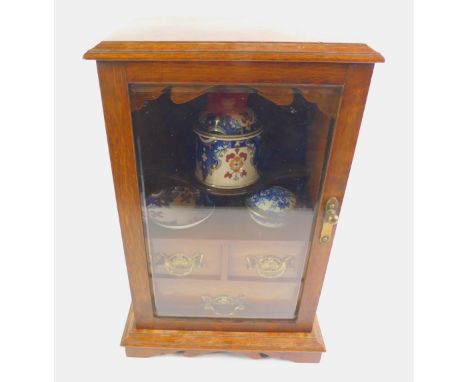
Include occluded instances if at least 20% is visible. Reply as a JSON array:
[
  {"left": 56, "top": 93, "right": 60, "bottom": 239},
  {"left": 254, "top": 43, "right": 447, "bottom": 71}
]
[{"left": 130, "top": 85, "right": 341, "bottom": 319}]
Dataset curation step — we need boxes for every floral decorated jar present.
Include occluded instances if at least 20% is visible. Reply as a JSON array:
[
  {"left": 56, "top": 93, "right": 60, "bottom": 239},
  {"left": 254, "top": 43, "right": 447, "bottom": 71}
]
[
  {"left": 194, "top": 92, "right": 262, "bottom": 190},
  {"left": 245, "top": 186, "right": 297, "bottom": 228},
  {"left": 145, "top": 186, "right": 214, "bottom": 229}
]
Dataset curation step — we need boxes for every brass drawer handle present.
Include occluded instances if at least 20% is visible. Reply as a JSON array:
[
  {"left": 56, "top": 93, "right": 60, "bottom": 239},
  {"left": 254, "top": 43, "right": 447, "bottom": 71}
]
[
  {"left": 245, "top": 255, "right": 293, "bottom": 278},
  {"left": 320, "top": 197, "right": 340, "bottom": 243},
  {"left": 201, "top": 295, "right": 245, "bottom": 316},
  {"left": 154, "top": 252, "right": 204, "bottom": 276}
]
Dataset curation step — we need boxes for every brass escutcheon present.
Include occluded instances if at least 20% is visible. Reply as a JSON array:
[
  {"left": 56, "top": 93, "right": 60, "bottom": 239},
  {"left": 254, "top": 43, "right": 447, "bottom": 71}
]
[
  {"left": 201, "top": 295, "right": 246, "bottom": 316},
  {"left": 245, "top": 255, "right": 293, "bottom": 278},
  {"left": 154, "top": 252, "right": 204, "bottom": 276},
  {"left": 320, "top": 197, "right": 340, "bottom": 243}
]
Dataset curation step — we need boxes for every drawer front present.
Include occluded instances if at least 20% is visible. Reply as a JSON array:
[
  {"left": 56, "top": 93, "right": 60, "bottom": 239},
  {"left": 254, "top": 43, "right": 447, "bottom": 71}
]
[
  {"left": 153, "top": 279, "right": 301, "bottom": 319},
  {"left": 227, "top": 241, "right": 308, "bottom": 280},
  {"left": 149, "top": 239, "right": 222, "bottom": 278}
]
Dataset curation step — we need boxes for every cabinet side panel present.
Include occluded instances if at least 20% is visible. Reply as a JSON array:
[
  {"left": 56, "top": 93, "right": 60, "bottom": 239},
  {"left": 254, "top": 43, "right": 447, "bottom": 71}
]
[
  {"left": 97, "top": 62, "right": 154, "bottom": 325},
  {"left": 297, "top": 64, "right": 375, "bottom": 329}
]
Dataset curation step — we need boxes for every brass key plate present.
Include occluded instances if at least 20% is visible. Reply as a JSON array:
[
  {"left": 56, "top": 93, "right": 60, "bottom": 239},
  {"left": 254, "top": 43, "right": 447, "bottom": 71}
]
[{"left": 320, "top": 197, "right": 339, "bottom": 243}]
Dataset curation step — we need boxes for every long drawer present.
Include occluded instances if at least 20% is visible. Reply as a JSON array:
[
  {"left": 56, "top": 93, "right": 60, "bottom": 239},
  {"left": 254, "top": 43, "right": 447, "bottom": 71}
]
[{"left": 152, "top": 278, "right": 301, "bottom": 319}]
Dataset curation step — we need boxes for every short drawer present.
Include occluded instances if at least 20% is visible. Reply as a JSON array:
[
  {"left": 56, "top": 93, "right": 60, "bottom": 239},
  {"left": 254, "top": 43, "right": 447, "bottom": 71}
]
[
  {"left": 227, "top": 240, "right": 308, "bottom": 280},
  {"left": 149, "top": 239, "right": 222, "bottom": 278},
  {"left": 153, "top": 279, "right": 301, "bottom": 319}
]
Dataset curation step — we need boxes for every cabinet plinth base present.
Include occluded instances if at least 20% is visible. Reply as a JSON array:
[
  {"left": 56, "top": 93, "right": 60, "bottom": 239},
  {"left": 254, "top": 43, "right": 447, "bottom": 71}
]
[{"left": 121, "top": 307, "right": 326, "bottom": 363}]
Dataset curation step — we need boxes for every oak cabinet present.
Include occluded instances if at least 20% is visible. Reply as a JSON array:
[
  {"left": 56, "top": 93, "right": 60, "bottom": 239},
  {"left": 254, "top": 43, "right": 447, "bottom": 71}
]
[{"left": 84, "top": 20, "right": 383, "bottom": 362}]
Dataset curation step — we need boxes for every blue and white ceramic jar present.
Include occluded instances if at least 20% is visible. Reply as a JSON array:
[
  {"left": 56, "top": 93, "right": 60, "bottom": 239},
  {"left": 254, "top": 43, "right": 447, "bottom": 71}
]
[
  {"left": 194, "top": 92, "right": 262, "bottom": 190},
  {"left": 245, "top": 186, "right": 297, "bottom": 228}
]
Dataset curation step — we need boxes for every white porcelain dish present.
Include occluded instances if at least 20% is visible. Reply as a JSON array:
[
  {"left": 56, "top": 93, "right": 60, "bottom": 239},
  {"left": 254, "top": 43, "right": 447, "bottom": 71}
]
[{"left": 145, "top": 186, "right": 215, "bottom": 229}]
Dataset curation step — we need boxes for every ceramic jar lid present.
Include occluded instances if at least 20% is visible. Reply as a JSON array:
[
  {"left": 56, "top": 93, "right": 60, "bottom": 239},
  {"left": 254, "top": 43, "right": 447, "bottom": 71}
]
[
  {"left": 245, "top": 186, "right": 297, "bottom": 228},
  {"left": 194, "top": 92, "right": 262, "bottom": 138},
  {"left": 145, "top": 186, "right": 214, "bottom": 229}
]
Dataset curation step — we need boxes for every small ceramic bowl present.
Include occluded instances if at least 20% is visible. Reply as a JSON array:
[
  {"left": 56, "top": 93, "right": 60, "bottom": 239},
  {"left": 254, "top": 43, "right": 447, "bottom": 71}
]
[
  {"left": 145, "top": 186, "right": 215, "bottom": 229},
  {"left": 245, "top": 186, "right": 297, "bottom": 228}
]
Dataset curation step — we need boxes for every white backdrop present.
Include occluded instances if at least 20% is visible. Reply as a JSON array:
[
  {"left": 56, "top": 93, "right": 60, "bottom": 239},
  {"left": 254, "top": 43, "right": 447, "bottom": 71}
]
[{"left": 55, "top": 1, "right": 413, "bottom": 381}]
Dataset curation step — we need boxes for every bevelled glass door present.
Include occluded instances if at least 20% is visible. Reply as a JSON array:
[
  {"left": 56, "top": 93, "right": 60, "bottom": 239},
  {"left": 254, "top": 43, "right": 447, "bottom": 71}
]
[{"left": 129, "top": 84, "right": 342, "bottom": 319}]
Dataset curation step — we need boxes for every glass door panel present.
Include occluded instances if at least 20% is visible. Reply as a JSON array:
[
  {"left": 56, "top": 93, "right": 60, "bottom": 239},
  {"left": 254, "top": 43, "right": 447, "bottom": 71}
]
[{"left": 130, "top": 84, "right": 342, "bottom": 319}]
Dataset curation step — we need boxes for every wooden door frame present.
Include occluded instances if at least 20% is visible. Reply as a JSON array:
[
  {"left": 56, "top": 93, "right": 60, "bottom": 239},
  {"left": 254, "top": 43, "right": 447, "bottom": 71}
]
[{"left": 97, "top": 60, "right": 374, "bottom": 331}]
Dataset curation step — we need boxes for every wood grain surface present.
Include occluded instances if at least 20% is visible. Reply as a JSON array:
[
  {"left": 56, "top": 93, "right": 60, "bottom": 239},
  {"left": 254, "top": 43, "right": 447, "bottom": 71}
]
[
  {"left": 122, "top": 306, "right": 325, "bottom": 363},
  {"left": 84, "top": 41, "right": 384, "bottom": 63}
]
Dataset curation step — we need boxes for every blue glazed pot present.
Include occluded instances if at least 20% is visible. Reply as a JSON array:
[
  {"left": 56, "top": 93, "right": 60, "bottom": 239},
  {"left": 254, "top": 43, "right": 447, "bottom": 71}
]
[{"left": 194, "top": 92, "right": 262, "bottom": 189}]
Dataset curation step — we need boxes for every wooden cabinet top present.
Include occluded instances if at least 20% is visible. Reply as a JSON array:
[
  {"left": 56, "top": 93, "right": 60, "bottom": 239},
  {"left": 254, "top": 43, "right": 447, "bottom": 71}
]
[{"left": 83, "top": 17, "right": 384, "bottom": 63}]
